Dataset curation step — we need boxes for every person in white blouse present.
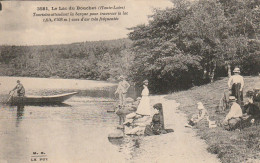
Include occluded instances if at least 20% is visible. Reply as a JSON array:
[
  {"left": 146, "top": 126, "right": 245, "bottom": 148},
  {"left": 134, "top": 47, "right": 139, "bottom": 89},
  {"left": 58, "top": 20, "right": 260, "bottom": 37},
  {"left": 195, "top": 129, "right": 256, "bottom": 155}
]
[
  {"left": 136, "top": 80, "right": 151, "bottom": 116},
  {"left": 228, "top": 67, "right": 244, "bottom": 104}
]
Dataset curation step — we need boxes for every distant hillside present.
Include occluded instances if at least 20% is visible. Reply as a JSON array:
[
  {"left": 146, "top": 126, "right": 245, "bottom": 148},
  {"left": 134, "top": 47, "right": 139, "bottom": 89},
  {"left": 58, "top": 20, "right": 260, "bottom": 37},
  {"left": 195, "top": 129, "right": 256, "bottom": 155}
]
[{"left": 0, "top": 38, "right": 133, "bottom": 80}]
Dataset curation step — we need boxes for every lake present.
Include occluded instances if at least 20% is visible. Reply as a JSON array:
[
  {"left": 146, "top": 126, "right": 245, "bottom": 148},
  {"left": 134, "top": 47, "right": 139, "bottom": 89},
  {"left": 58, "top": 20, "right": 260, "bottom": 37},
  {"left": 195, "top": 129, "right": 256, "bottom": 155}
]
[{"left": 0, "top": 76, "right": 139, "bottom": 163}]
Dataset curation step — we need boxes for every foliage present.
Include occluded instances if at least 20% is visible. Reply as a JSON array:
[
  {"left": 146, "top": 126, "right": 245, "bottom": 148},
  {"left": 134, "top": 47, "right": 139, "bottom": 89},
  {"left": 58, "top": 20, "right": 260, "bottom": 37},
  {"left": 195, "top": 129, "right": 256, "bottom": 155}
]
[
  {"left": 0, "top": 39, "right": 133, "bottom": 81},
  {"left": 128, "top": 0, "right": 260, "bottom": 93}
]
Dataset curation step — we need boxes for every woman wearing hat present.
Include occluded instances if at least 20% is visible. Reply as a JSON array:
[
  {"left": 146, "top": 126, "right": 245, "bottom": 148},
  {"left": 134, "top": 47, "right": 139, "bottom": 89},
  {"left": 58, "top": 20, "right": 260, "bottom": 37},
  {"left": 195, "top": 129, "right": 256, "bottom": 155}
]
[
  {"left": 136, "top": 79, "right": 151, "bottom": 116},
  {"left": 228, "top": 67, "right": 244, "bottom": 105}
]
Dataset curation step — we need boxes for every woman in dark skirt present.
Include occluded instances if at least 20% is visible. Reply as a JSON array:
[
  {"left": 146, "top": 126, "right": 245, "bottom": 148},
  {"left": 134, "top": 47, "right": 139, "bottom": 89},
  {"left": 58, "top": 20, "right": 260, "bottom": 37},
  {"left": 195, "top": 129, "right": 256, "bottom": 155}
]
[
  {"left": 228, "top": 67, "right": 244, "bottom": 105},
  {"left": 144, "top": 103, "right": 173, "bottom": 136},
  {"left": 232, "top": 92, "right": 260, "bottom": 130}
]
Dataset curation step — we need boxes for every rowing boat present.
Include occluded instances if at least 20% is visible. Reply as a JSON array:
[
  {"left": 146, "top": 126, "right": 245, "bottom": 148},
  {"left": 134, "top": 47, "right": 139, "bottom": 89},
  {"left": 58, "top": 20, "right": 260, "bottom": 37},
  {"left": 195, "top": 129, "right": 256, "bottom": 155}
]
[{"left": 9, "top": 92, "right": 78, "bottom": 105}]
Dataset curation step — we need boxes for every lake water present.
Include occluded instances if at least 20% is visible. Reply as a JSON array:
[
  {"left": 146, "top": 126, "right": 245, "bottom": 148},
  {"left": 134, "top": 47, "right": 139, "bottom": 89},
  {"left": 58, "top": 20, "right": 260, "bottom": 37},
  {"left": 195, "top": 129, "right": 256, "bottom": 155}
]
[{"left": 0, "top": 76, "right": 139, "bottom": 163}]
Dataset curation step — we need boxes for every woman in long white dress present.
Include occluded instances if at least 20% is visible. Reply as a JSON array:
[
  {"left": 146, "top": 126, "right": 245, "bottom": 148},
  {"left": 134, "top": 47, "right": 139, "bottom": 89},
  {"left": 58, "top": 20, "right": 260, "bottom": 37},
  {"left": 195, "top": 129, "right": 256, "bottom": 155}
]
[{"left": 136, "top": 80, "right": 151, "bottom": 116}]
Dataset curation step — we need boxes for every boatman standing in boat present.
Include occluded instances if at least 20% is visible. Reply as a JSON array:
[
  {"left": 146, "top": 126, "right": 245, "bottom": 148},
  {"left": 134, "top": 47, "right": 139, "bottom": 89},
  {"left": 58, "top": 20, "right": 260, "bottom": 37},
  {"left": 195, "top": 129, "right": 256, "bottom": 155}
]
[
  {"left": 115, "top": 75, "right": 130, "bottom": 108},
  {"left": 228, "top": 67, "right": 244, "bottom": 105},
  {"left": 10, "top": 80, "right": 25, "bottom": 97}
]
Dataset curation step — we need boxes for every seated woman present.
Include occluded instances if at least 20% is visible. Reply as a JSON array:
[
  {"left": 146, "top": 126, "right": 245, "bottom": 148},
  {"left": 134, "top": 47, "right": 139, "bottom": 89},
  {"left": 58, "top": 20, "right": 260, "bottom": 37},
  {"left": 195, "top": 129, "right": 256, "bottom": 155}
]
[
  {"left": 222, "top": 96, "right": 243, "bottom": 130},
  {"left": 185, "top": 102, "right": 208, "bottom": 127},
  {"left": 238, "top": 91, "right": 260, "bottom": 129},
  {"left": 253, "top": 88, "right": 260, "bottom": 109},
  {"left": 244, "top": 91, "right": 260, "bottom": 117},
  {"left": 144, "top": 103, "right": 173, "bottom": 136}
]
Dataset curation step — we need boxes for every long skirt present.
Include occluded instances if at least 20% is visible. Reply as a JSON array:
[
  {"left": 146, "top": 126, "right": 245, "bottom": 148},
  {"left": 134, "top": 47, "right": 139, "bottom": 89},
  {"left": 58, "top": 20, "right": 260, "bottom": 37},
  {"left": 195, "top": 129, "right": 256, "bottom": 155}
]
[
  {"left": 231, "top": 83, "right": 243, "bottom": 104},
  {"left": 136, "top": 95, "right": 151, "bottom": 116},
  {"left": 144, "top": 125, "right": 173, "bottom": 136}
]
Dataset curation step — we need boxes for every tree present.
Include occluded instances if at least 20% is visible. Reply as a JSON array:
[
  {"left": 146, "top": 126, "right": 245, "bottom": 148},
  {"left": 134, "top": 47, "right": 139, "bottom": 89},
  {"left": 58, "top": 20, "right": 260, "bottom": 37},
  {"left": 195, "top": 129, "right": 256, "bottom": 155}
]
[
  {"left": 128, "top": 1, "right": 204, "bottom": 93},
  {"left": 129, "top": 0, "right": 260, "bottom": 93}
]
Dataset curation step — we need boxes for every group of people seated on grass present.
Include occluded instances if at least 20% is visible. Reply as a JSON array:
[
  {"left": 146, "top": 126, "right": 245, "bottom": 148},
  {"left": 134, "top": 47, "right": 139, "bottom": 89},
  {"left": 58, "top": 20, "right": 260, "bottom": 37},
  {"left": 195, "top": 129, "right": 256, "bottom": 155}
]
[
  {"left": 222, "top": 89, "right": 260, "bottom": 130},
  {"left": 186, "top": 67, "right": 260, "bottom": 131}
]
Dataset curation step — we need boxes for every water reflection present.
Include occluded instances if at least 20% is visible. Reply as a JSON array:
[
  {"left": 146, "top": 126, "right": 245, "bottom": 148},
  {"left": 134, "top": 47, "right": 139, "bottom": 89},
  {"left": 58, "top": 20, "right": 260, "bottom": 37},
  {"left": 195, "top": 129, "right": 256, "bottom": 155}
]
[
  {"left": 0, "top": 76, "right": 139, "bottom": 162},
  {"left": 16, "top": 104, "right": 25, "bottom": 127},
  {"left": 108, "top": 135, "right": 142, "bottom": 161}
]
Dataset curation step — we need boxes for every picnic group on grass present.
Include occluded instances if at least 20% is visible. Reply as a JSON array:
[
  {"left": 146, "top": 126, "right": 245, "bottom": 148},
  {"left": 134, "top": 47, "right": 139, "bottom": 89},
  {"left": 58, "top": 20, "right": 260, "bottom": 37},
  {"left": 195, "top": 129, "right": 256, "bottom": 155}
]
[{"left": 114, "top": 67, "right": 260, "bottom": 137}]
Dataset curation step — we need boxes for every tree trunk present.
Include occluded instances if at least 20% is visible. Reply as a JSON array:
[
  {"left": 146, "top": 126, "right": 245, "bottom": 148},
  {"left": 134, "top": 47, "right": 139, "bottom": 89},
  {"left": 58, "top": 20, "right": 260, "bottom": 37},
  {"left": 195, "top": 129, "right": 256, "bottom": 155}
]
[
  {"left": 210, "top": 61, "right": 216, "bottom": 83},
  {"left": 203, "top": 68, "right": 207, "bottom": 79},
  {"left": 227, "top": 64, "right": 231, "bottom": 77}
]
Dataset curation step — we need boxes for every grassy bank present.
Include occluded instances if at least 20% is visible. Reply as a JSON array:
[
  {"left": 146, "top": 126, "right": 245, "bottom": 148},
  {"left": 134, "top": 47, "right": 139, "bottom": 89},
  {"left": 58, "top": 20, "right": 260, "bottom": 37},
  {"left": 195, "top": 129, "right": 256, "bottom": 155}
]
[{"left": 166, "top": 76, "right": 260, "bottom": 163}]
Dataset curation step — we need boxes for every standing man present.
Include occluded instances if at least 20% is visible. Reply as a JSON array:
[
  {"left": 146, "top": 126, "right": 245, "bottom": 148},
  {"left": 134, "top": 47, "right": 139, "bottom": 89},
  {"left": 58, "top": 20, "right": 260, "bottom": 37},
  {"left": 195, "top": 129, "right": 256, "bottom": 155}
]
[
  {"left": 11, "top": 80, "right": 25, "bottom": 97},
  {"left": 228, "top": 67, "right": 244, "bottom": 105},
  {"left": 115, "top": 75, "right": 130, "bottom": 108}
]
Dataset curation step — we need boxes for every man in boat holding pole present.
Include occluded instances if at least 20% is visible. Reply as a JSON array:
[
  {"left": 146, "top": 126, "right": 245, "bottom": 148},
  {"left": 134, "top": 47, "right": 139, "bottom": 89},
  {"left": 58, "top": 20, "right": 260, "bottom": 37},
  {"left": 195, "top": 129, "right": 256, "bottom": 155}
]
[
  {"left": 10, "top": 80, "right": 25, "bottom": 97},
  {"left": 6, "top": 80, "right": 25, "bottom": 104}
]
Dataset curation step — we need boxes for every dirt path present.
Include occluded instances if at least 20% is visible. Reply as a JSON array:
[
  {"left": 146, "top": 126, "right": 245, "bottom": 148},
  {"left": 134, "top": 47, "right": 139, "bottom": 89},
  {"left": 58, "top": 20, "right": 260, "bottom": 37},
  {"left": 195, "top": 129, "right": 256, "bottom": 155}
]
[{"left": 130, "top": 95, "right": 220, "bottom": 163}]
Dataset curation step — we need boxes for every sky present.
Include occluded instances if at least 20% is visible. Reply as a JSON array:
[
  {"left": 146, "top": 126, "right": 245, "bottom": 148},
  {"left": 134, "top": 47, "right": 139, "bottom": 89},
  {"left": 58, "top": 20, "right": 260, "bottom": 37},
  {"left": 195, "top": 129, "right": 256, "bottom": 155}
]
[{"left": 0, "top": 0, "right": 173, "bottom": 45}]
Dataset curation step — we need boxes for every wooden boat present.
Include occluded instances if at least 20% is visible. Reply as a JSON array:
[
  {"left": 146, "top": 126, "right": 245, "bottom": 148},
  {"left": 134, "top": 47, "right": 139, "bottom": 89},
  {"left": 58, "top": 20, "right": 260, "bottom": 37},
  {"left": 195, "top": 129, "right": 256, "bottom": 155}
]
[{"left": 9, "top": 92, "right": 78, "bottom": 105}]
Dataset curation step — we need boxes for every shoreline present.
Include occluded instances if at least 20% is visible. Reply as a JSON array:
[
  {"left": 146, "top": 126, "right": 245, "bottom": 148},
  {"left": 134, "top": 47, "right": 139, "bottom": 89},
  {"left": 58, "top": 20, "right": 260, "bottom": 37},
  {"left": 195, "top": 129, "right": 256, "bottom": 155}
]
[
  {"left": 165, "top": 76, "right": 260, "bottom": 163},
  {"left": 126, "top": 95, "right": 220, "bottom": 162}
]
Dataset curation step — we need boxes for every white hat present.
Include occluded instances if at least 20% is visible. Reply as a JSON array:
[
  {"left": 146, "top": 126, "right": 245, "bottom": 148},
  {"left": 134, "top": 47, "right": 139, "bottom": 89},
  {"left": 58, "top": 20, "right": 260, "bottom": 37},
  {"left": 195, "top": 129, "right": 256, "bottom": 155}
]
[
  {"left": 143, "top": 79, "right": 149, "bottom": 83},
  {"left": 233, "top": 67, "right": 240, "bottom": 73}
]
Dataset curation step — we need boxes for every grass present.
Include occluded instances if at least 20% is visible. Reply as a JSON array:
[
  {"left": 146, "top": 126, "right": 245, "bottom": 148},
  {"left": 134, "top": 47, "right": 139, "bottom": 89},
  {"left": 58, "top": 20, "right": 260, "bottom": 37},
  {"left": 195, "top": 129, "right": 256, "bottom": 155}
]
[{"left": 166, "top": 76, "right": 260, "bottom": 163}]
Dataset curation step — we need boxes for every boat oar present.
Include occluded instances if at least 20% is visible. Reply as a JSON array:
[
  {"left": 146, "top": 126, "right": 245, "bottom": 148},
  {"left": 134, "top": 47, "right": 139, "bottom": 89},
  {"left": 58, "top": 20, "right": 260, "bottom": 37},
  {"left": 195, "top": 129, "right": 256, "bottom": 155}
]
[{"left": 5, "top": 90, "right": 15, "bottom": 104}]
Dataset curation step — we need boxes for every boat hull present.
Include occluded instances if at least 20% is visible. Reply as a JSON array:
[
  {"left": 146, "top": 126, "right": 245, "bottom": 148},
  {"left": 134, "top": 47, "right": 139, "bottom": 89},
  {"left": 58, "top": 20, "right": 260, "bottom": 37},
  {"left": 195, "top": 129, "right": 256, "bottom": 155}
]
[{"left": 10, "top": 92, "right": 78, "bottom": 105}]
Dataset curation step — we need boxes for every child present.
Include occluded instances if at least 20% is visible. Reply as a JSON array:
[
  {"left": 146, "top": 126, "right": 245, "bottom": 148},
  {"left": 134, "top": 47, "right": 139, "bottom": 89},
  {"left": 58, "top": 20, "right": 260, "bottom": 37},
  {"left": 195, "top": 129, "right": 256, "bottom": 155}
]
[{"left": 185, "top": 102, "right": 208, "bottom": 127}]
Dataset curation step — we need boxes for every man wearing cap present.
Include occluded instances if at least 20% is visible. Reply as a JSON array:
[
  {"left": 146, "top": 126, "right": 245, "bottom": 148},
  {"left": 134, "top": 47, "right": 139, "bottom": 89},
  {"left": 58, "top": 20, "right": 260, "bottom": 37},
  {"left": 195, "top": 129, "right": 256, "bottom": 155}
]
[
  {"left": 222, "top": 96, "right": 243, "bottom": 130},
  {"left": 115, "top": 76, "right": 130, "bottom": 108},
  {"left": 10, "top": 80, "right": 25, "bottom": 97},
  {"left": 228, "top": 67, "right": 244, "bottom": 104}
]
